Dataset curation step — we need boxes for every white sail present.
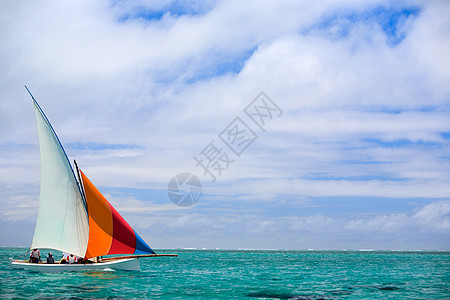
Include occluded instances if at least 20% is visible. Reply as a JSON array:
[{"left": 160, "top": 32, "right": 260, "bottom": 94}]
[{"left": 30, "top": 100, "right": 89, "bottom": 257}]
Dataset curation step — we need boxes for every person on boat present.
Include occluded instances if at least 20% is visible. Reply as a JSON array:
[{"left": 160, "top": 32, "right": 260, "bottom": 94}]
[
  {"left": 68, "top": 254, "right": 78, "bottom": 264},
  {"left": 59, "top": 252, "right": 69, "bottom": 264},
  {"left": 46, "top": 252, "right": 55, "bottom": 264},
  {"left": 29, "top": 248, "right": 40, "bottom": 263}
]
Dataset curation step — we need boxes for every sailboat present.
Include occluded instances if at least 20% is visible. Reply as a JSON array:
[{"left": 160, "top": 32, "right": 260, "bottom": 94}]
[{"left": 10, "top": 87, "right": 176, "bottom": 272}]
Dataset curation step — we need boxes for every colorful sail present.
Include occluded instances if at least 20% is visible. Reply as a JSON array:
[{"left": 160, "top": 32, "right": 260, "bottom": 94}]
[
  {"left": 31, "top": 99, "right": 89, "bottom": 258},
  {"left": 28, "top": 88, "right": 154, "bottom": 260},
  {"left": 80, "top": 171, "right": 155, "bottom": 259}
]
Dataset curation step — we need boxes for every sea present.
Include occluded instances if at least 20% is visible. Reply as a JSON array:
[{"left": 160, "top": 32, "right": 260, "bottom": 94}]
[{"left": 1, "top": 248, "right": 449, "bottom": 299}]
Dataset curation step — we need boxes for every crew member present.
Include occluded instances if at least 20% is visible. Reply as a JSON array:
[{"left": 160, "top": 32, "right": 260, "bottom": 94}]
[
  {"left": 68, "top": 254, "right": 77, "bottom": 264},
  {"left": 30, "top": 248, "right": 40, "bottom": 263},
  {"left": 46, "top": 252, "right": 55, "bottom": 264},
  {"left": 60, "top": 252, "right": 69, "bottom": 264}
]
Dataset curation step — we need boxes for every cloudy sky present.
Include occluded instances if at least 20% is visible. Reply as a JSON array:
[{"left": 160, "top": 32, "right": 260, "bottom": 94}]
[{"left": 1, "top": 0, "right": 449, "bottom": 250}]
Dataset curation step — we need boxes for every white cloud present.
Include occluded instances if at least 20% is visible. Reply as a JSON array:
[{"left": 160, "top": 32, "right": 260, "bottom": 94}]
[
  {"left": 1, "top": 0, "right": 449, "bottom": 249},
  {"left": 0, "top": 185, "right": 39, "bottom": 222},
  {"left": 412, "top": 200, "right": 450, "bottom": 231},
  {"left": 132, "top": 200, "right": 450, "bottom": 250}
]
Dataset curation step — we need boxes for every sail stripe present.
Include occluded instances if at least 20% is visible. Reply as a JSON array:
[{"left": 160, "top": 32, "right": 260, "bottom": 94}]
[
  {"left": 81, "top": 171, "right": 113, "bottom": 259},
  {"left": 134, "top": 231, "right": 155, "bottom": 254},
  {"left": 108, "top": 207, "right": 136, "bottom": 255}
]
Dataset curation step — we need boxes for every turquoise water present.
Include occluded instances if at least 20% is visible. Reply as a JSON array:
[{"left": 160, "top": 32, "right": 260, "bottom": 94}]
[{"left": 1, "top": 248, "right": 449, "bottom": 299}]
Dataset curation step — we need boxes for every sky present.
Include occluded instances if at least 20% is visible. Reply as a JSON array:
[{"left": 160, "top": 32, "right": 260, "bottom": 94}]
[{"left": 0, "top": 0, "right": 449, "bottom": 250}]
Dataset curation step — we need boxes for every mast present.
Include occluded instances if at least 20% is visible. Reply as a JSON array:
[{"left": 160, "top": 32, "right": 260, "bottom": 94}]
[
  {"left": 25, "top": 85, "right": 36, "bottom": 101},
  {"left": 74, "top": 159, "right": 88, "bottom": 212}
]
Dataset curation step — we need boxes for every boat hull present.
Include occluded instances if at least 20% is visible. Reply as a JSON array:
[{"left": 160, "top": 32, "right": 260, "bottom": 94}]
[{"left": 10, "top": 258, "right": 140, "bottom": 272}]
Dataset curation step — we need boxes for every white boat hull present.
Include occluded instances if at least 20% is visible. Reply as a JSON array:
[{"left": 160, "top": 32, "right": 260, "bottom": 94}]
[{"left": 10, "top": 258, "right": 140, "bottom": 272}]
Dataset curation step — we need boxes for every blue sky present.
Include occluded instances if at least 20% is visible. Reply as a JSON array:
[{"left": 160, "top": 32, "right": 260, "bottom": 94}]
[{"left": 0, "top": 0, "right": 449, "bottom": 250}]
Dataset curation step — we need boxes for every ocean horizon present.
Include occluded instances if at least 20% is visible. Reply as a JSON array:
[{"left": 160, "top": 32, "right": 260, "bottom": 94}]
[{"left": 4, "top": 246, "right": 450, "bottom": 252}]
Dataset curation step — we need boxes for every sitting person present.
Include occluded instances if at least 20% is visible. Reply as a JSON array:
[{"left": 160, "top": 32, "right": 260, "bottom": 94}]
[
  {"left": 29, "top": 248, "right": 40, "bottom": 263},
  {"left": 46, "top": 252, "right": 55, "bottom": 264},
  {"left": 68, "top": 254, "right": 77, "bottom": 264},
  {"left": 60, "top": 252, "right": 69, "bottom": 264}
]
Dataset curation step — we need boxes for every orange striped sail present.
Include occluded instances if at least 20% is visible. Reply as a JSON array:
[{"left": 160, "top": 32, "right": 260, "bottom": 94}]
[{"left": 80, "top": 171, "right": 155, "bottom": 259}]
